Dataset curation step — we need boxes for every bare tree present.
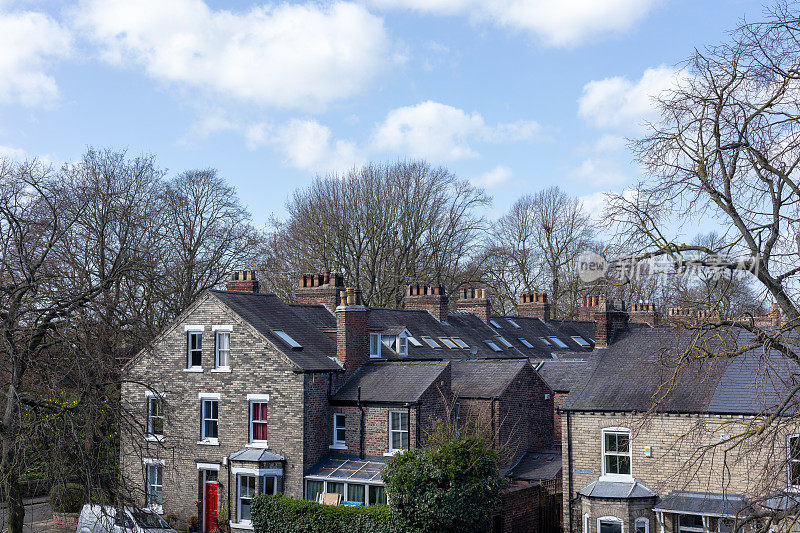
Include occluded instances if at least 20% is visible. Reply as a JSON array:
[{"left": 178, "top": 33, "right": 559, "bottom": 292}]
[
  {"left": 604, "top": 3, "right": 800, "bottom": 527},
  {"left": 265, "top": 161, "right": 489, "bottom": 307},
  {"left": 486, "top": 187, "right": 593, "bottom": 318}
]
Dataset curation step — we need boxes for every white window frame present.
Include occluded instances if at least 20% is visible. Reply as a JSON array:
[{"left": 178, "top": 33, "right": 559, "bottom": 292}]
[
  {"left": 635, "top": 517, "right": 649, "bottom": 533},
  {"left": 788, "top": 434, "right": 800, "bottom": 487},
  {"left": 213, "top": 326, "right": 232, "bottom": 371},
  {"left": 601, "top": 427, "right": 632, "bottom": 480},
  {"left": 388, "top": 410, "right": 409, "bottom": 454},
  {"left": 146, "top": 392, "right": 164, "bottom": 442},
  {"left": 236, "top": 474, "right": 256, "bottom": 526},
  {"left": 332, "top": 413, "right": 346, "bottom": 448},
  {"left": 247, "top": 394, "right": 270, "bottom": 448},
  {"left": 584, "top": 513, "right": 590, "bottom": 533},
  {"left": 598, "top": 516, "right": 624, "bottom": 533},
  {"left": 199, "top": 393, "right": 220, "bottom": 445},
  {"left": 304, "top": 479, "right": 387, "bottom": 506},
  {"left": 398, "top": 332, "right": 409, "bottom": 356},
  {"left": 261, "top": 475, "right": 278, "bottom": 496},
  {"left": 143, "top": 459, "right": 165, "bottom": 514},
  {"left": 370, "top": 333, "right": 381, "bottom": 358},
  {"left": 186, "top": 327, "right": 204, "bottom": 371}
]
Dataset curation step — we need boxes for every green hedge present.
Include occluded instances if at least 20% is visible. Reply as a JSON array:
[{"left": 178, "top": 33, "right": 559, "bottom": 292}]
[
  {"left": 251, "top": 494, "right": 398, "bottom": 533},
  {"left": 49, "top": 483, "right": 87, "bottom": 513}
]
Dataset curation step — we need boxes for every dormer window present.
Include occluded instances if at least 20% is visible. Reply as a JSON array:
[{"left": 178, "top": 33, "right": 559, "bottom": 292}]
[
  {"left": 370, "top": 333, "right": 381, "bottom": 358},
  {"left": 398, "top": 333, "right": 409, "bottom": 357}
]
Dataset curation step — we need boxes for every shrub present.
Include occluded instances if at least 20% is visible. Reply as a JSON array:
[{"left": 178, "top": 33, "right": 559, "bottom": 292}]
[
  {"left": 382, "top": 424, "right": 506, "bottom": 533},
  {"left": 251, "top": 494, "right": 397, "bottom": 533},
  {"left": 49, "top": 483, "right": 87, "bottom": 514}
]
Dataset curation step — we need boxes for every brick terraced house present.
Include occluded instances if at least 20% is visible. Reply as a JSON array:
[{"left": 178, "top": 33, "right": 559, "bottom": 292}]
[
  {"left": 121, "top": 271, "right": 595, "bottom": 532},
  {"left": 561, "top": 325, "right": 799, "bottom": 533}
]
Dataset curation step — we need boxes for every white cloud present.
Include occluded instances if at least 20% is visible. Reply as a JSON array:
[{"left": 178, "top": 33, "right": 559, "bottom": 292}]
[
  {"left": 270, "top": 119, "right": 365, "bottom": 173},
  {"left": 593, "top": 134, "right": 627, "bottom": 153},
  {"left": 578, "top": 65, "right": 683, "bottom": 131},
  {"left": 569, "top": 157, "right": 629, "bottom": 187},
  {"left": 471, "top": 165, "right": 512, "bottom": 189},
  {"left": 0, "top": 10, "right": 72, "bottom": 106},
  {"left": 372, "top": 100, "right": 539, "bottom": 161},
  {"left": 73, "top": 0, "right": 392, "bottom": 110},
  {"left": 366, "top": 0, "right": 659, "bottom": 48},
  {"left": 0, "top": 145, "right": 27, "bottom": 160}
]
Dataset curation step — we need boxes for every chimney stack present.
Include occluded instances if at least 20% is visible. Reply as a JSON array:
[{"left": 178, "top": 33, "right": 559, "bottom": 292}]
[
  {"left": 579, "top": 295, "right": 628, "bottom": 348},
  {"left": 336, "top": 287, "right": 369, "bottom": 378},
  {"left": 517, "top": 292, "right": 550, "bottom": 322},
  {"left": 226, "top": 270, "right": 260, "bottom": 293},
  {"left": 296, "top": 271, "right": 345, "bottom": 311},
  {"left": 403, "top": 284, "right": 449, "bottom": 323},
  {"left": 666, "top": 306, "right": 719, "bottom": 326},
  {"left": 629, "top": 302, "right": 658, "bottom": 326},
  {"left": 456, "top": 287, "right": 491, "bottom": 323}
]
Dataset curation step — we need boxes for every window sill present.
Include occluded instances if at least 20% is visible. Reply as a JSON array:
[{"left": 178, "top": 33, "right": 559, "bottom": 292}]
[
  {"left": 384, "top": 450, "right": 405, "bottom": 457},
  {"left": 599, "top": 474, "right": 633, "bottom": 482},
  {"left": 245, "top": 442, "right": 269, "bottom": 449},
  {"left": 183, "top": 367, "right": 204, "bottom": 373},
  {"left": 197, "top": 439, "right": 220, "bottom": 446},
  {"left": 145, "top": 505, "right": 163, "bottom": 515},
  {"left": 231, "top": 522, "right": 253, "bottom": 531},
  {"left": 145, "top": 435, "right": 164, "bottom": 442},
  {"left": 211, "top": 367, "right": 231, "bottom": 373},
  {"left": 329, "top": 444, "right": 348, "bottom": 450}
]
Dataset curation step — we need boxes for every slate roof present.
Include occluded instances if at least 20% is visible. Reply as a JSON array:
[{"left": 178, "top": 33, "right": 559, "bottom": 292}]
[
  {"left": 534, "top": 359, "right": 596, "bottom": 393},
  {"left": 488, "top": 315, "right": 595, "bottom": 358},
  {"left": 509, "top": 450, "right": 562, "bottom": 482},
  {"left": 579, "top": 479, "right": 657, "bottom": 499},
  {"left": 331, "top": 360, "right": 450, "bottom": 404},
  {"left": 451, "top": 359, "right": 528, "bottom": 398},
  {"left": 288, "top": 303, "right": 336, "bottom": 330},
  {"left": 562, "top": 326, "right": 800, "bottom": 414},
  {"left": 210, "top": 290, "right": 341, "bottom": 372},
  {"left": 229, "top": 448, "right": 285, "bottom": 462},
  {"left": 653, "top": 491, "right": 753, "bottom": 518}
]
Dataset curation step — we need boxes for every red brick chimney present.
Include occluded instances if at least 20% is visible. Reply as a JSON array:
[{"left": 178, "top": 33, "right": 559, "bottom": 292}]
[
  {"left": 296, "top": 271, "right": 344, "bottom": 311},
  {"left": 336, "top": 287, "right": 369, "bottom": 377},
  {"left": 403, "top": 284, "right": 449, "bottom": 323},
  {"left": 579, "top": 295, "right": 629, "bottom": 348},
  {"left": 770, "top": 302, "right": 783, "bottom": 328},
  {"left": 666, "top": 306, "right": 719, "bottom": 326},
  {"left": 456, "top": 287, "right": 491, "bottom": 323},
  {"left": 629, "top": 302, "right": 658, "bottom": 326},
  {"left": 226, "top": 270, "right": 259, "bottom": 293},
  {"left": 517, "top": 292, "right": 550, "bottom": 321}
]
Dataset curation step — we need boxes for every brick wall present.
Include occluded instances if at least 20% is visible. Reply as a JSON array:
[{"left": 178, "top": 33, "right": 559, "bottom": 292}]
[
  {"left": 552, "top": 392, "right": 567, "bottom": 447},
  {"left": 496, "top": 482, "right": 561, "bottom": 533},
  {"left": 562, "top": 411, "right": 796, "bottom": 533},
  {"left": 498, "top": 364, "right": 554, "bottom": 467},
  {"left": 121, "top": 292, "right": 318, "bottom": 525}
]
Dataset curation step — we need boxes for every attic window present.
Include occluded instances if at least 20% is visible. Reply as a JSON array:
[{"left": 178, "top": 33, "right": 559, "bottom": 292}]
[
  {"left": 506, "top": 319, "right": 521, "bottom": 328},
  {"left": 539, "top": 337, "right": 551, "bottom": 346},
  {"left": 518, "top": 338, "right": 534, "bottom": 348},
  {"left": 408, "top": 336, "right": 422, "bottom": 347},
  {"left": 398, "top": 333, "right": 409, "bottom": 357},
  {"left": 274, "top": 330, "right": 302, "bottom": 349},
  {"left": 439, "top": 337, "right": 458, "bottom": 349},
  {"left": 549, "top": 337, "right": 568, "bottom": 349},
  {"left": 489, "top": 319, "right": 503, "bottom": 329},
  {"left": 495, "top": 336, "right": 513, "bottom": 348},
  {"left": 572, "top": 336, "right": 590, "bottom": 347},
  {"left": 421, "top": 336, "right": 440, "bottom": 349},
  {"left": 452, "top": 337, "right": 469, "bottom": 349},
  {"left": 484, "top": 340, "right": 502, "bottom": 352}
]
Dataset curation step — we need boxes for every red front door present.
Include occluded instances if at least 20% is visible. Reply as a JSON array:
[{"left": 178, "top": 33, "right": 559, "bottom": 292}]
[{"left": 204, "top": 482, "right": 218, "bottom": 533}]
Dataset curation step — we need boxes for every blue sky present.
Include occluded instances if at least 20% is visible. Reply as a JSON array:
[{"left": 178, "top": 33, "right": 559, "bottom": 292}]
[{"left": 0, "top": 0, "right": 763, "bottom": 226}]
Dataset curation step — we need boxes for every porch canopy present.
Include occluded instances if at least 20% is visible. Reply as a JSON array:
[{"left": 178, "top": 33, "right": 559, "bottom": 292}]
[{"left": 654, "top": 491, "right": 753, "bottom": 518}]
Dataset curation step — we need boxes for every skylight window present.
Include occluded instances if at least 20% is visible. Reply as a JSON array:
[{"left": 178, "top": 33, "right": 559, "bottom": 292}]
[
  {"left": 539, "top": 337, "right": 551, "bottom": 346},
  {"left": 506, "top": 319, "right": 521, "bottom": 328},
  {"left": 484, "top": 340, "right": 503, "bottom": 352},
  {"left": 549, "top": 337, "right": 568, "bottom": 349},
  {"left": 439, "top": 337, "right": 458, "bottom": 349},
  {"left": 273, "top": 330, "right": 302, "bottom": 349},
  {"left": 518, "top": 338, "right": 534, "bottom": 348},
  {"left": 489, "top": 319, "right": 503, "bottom": 329},
  {"left": 572, "top": 336, "right": 591, "bottom": 347},
  {"left": 495, "top": 336, "right": 513, "bottom": 348},
  {"left": 452, "top": 337, "right": 469, "bottom": 349},
  {"left": 421, "top": 336, "right": 441, "bottom": 348},
  {"left": 408, "top": 336, "right": 422, "bottom": 347}
]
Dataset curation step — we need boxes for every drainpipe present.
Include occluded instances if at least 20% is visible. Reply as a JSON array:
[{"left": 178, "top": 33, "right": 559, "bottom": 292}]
[
  {"left": 406, "top": 405, "right": 412, "bottom": 449},
  {"left": 567, "top": 410, "right": 574, "bottom": 533},
  {"left": 358, "top": 387, "right": 365, "bottom": 460},
  {"left": 491, "top": 398, "right": 497, "bottom": 449},
  {"left": 226, "top": 455, "right": 231, "bottom": 526},
  {"left": 415, "top": 404, "right": 421, "bottom": 448}
]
